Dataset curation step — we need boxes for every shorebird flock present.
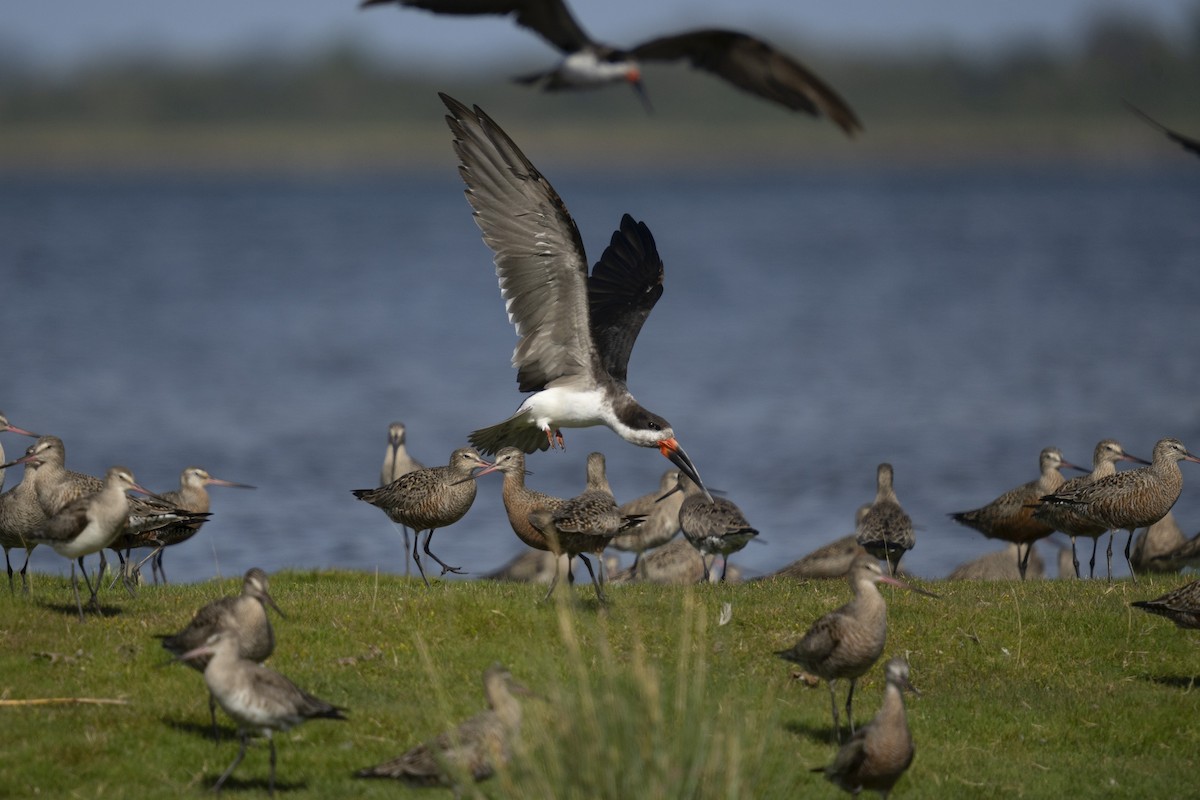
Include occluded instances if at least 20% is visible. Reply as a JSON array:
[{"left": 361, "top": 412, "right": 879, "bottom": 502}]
[{"left": 4, "top": 6, "right": 1198, "bottom": 797}]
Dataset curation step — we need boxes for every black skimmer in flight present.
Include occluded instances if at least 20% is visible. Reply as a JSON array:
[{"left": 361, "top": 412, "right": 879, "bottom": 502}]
[
  {"left": 1125, "top": 102, "right": 1200, "bottom": 160},
  {"left": 440, "top": 92, "right": 712, "bottom": 500},
  {"left": 361, "top": 0, "right": 862, "bottom": 135}
]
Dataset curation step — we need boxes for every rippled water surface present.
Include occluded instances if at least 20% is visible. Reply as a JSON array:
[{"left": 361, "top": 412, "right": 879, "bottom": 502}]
[{"left": 3, "top": 162, "right": 1199, "bottom": 584}]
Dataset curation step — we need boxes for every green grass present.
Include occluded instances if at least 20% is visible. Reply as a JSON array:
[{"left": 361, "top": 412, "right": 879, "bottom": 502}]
[{"left": 2, "top": 569, "right": 1198, "bottom": 798}]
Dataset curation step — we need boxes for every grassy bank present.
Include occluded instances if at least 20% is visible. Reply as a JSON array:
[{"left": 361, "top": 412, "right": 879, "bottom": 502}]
[{"left": 2, "top": 569, "right": 1197, "bottom": 797}]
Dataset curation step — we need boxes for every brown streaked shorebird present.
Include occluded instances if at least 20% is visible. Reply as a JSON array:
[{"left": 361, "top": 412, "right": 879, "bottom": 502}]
[
  {"left": 177, "top": 629, "right": 346, "bottom": 797},
  {"left": 776, "top": 554, "right": 935, "bottom": 743},
  {"left": 1131, "top": 511, "right": 1188, "bottom": 574},
  {"left": 440, "top": 94, "right": 712, "bottom": 501},
  {"left": 381, "top": 421, "right": 425, "bottom": 577},
  {"left": 855, "top": 464, "right": 914, "bottom": 577},
  {"left": 524, "top": 451, "right": 637, "bottom": 603},
  {"left": 672, "top": 474, "right": 758, "bottom": 582},
  {"left": 946, "top": 542, "right": 1044, "bottom": 581},
  {"left": 357, "top": 663, "right": 530, "bottom": 791},
  {"left": 762, "top": 506, "right": 871, "bottom": 581},
  {"left": 352, "top": 447, "right": 493, "bottom": 587},
  {"left": 949, "top": 446, "right": 1082, "bottom": 580},
  {"left": 1032, "top": 439, "right": 1148, "bottom": 579},
  {"left": 1125, "top": 102, "right": 1200, "bottom": 160},
  {"left": 813, "top": 656, "right": 917, "bottom": 799},
  {"left": 116, "top": 466, "right": 255, "bottom": 585},
  {"left": 1040, "top": 437, "right": 1200, "bottom": 581},
  {"left": 28, "top": 465, "right": 158, "bottom": 620},
  {"left": 159, "top": 567, "right": 283, "bottom": 739},
  {"left": 483, "top": 548, "right": 570, "bottom": 584},
  {"left": 1131, "top": 580, "right": 1200, "bottom": 630},
  {"left": 363, "top": 0, "right": 862, "bottom": 134},
  {"left": 607, "top": 469, "right": 683, "bottom": 577}
]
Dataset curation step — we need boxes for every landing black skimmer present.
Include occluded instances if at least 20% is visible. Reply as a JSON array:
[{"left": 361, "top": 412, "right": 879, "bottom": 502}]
[
  {"left": 440, "top": 92, "right": 712, "bottom": 500},
  {"left": 1125, "top": 102, "right": 1200, "bottom": 159},
  {"left": 362, "top": 0, "right": 862, "bottom": 135}
]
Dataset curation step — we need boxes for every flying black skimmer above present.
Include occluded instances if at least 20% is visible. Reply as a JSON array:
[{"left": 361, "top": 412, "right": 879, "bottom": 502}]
[
  {"left": 1124, "top": 102, "right": 1200, "bottom": 160},
  {"left": 361, "top": 0, "right": 862, "bottom": 135},
  {"left": 440, "top": 92, "right": 712, "bottom": 501}
]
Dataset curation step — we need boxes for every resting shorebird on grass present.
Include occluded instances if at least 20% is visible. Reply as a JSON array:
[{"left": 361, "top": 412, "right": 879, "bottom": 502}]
[
  {"left": 362, "top": 0, "right": 861, "bottom": 134},
  {"left": 441, "top": 93, "right": 711, "bottom": 500}
]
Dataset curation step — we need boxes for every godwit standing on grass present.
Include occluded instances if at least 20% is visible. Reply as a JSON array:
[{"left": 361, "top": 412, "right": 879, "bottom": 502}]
[
  {"left": 1131, "top": 580, "right": 1200, "bottom": 630},
  {"left": 440, "top": 94, "right": 711, "bottom": 501},
  {"left": 813, "top": 656, "right": 917, "bottom": 799},
  {"left": 855, "top": 464, "right": 913, "bottom": 576},
  {"left": 776, "top": 554, "right": 935, "bottom": 743},
  {"left": 362, "top": 0, "right": 862, "bottom": 133},
  {"left": 0, "top": 448, "right": 47, "bottom": 593},
  {"left": 352, "top": 448, "right": 493, "bottom": 586},
  {"left": 1130, "top": 511, "right": 1188, "bottom": 574},
  {"left": 607, "top": 469, "right": 683, "bottom": 577},
  {"left": 1032, "top": 439, "right": 1148, "bottom": 578},
  {"left": 1040, "top": 437, "right": 1200, "bottom": 580},
  {"left": 480, "top": 447, "right": 567, "bottom": 554},
  {"left": 177, "top": 630, "right": 346, "bottom": 797},
  {"left": 523, "top": 451, "right": 635, "bottom": 603},
  {"left": 356, "top": 663, "right": 530, "bottom": 790},
  {"left": 381, "top": 422, "right": 425, "bottom": 577},
  {"left": 949, "top": 446, "right": 1082, "bottom": 580},
  {"left": 1125, "top": 102, "right": 1200, "bottom": 159},
  {"left": 29, "top": 466, "right": 158, "bottom": 620},
  {"left": 159, "top": 567, "right": 283, "bottom": 739},
  {"left": 116, "top": 467, "right": 255, "bottom": 585},
  {"left": 672, "top": 474, "right": 758, "bottom": 582}
]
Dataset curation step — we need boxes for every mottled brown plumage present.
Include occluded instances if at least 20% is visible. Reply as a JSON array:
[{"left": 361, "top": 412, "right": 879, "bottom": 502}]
[
  {"left": 855, "top": 465, "right": 913, "bottom": 576},
  {"left": 1032, "top": 439, "right": 1147, "bottom": 578},
  {"left": 0, "top": 453, "right": 46, "bottom": 593},
  {"left": 776, "top": 554, "right": 933, "bottom": 742},
  {"left": 160, "top": 568, "right": 282, "bottom": 739},
  {"left": 115, "top": 466, "right": 254, "bottom": 584},
  {"left": 1132, "top": 580, "right": 1200, "bottom": 630},
  {"left": 353, "top": 447, "right": 492, "bottom": 586},
  {"left": 526, "top": 452, "right": 637, "bottom": 602},
  {"left": 477, "top": 447, "right": 566, "bottom": 557},
  {"left": 676, "top": 474, "right": 758, "bottom": 582},
  {"left": 762, "top": 506, "right": 870, "bottom": 581},
  {"left": 814, "top": 657, "right": 916, "bottom": 799},
  {"left": 1040, "top": 438, "right": 1200, "bottom": 580},
  {"left": 950, "top": 446, "right": 1079, "bottom": 580},
  {"left": 356, "top": 663, "right": 528, "bottom": 792}
]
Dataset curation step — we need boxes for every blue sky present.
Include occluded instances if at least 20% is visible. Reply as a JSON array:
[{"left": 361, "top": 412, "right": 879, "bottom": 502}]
[{"left": 6, "top": 0, "right": 1197, "bottom": 69}]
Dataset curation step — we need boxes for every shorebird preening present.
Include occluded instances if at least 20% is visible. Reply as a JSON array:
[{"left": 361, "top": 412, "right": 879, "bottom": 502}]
[
  {"left": 776, "top": 554, "right": 934, "bottom": 743},
  {"left": 159, "top": 567, "right": 283, "bottom": 739},
  {"left": 356, "top": 663, "right": 531, "bottom": 791},
  {"left": 441, "top": 94, "right": 712, "bottom": 502},
  {"left": 855, "top": 464, "right": 914, "bottom": 577},
  {"left": 353, "top": 447, "right": 493, "bottom": 586},
  {"left": 362, "top": 0, "right": 862, "bottom": 134},
  {"left": 949, "top": 446, "right": 1083, "bottom": 580},
  {"left": 176, "top": 630, "right": 346, "bottom": 797},
  {"left": 1039, "top": 437, "right": 1200, "bottom": 581},
  {"left": 813, "top": 656, "right": 917, "bottom": 799}
]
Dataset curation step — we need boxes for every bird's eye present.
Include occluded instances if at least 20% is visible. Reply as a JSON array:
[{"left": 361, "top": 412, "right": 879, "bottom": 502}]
[{"left": 648, "top": 421, "right": 661, "bottom": 431}]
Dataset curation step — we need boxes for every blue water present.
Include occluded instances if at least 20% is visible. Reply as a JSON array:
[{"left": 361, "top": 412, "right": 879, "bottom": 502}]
[{"left": 2, "top": 162, "right": 1199, "bottom": 584}]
